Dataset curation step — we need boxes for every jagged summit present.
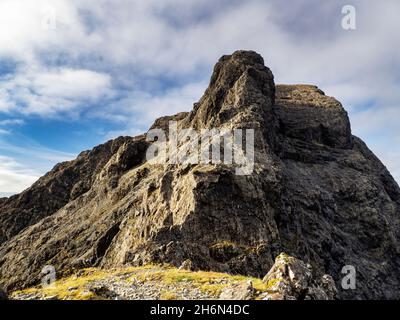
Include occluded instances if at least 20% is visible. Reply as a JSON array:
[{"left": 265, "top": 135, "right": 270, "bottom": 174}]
[
  {"left": 183, "top": 50, "right": 275, "bottom": 131},
  {"left": 1, "top": 51, "right": 399, "bottom": 300},
  {"left": 221, "top": 50, "right": 265, "bottom": 65}
]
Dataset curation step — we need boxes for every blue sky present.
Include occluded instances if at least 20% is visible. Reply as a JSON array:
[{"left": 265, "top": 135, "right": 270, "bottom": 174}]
[{"left": 0, "top": 0, "right": 399, "bottom": 196}]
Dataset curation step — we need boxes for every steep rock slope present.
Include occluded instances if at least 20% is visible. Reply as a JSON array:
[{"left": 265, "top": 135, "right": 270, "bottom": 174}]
[
  {"left": 0, "top": 136, "right": 136, "bottom": 244},
  {"left": 0, "top": 51, "right": 399, "bottom": 299}
]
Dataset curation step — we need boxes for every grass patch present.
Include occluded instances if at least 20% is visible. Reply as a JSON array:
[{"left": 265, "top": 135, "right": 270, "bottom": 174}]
[
  {"left": 159, "top": 291, "right": 178, "bottom": 300},
  {"left": 12, "top": 268, "right": 111, "bottom": 300},
  {"left": 12, "top": 264, "right": 273, "bottom": 300},
  {"left": 128, "top": 266, "right": 269, "bottom": 296}
]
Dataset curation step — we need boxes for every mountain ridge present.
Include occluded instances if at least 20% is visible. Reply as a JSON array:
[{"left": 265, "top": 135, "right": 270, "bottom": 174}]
[{"left": 1, "top": 50, "right": 399, "bottom": 299}]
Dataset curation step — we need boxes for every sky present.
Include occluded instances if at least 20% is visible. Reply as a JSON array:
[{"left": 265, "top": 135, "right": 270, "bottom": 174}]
[{"left": 0, "top": 0, "right": 399, "bottom": 197}]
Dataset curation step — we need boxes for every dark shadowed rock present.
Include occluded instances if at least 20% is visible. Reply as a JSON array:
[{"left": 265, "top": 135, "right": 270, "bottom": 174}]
[
  {"left": 0, "top": 287, "right": 8, "bottom": 300},
  {"left": 0, "top": 50, "right": 399, "bottom": 299}
]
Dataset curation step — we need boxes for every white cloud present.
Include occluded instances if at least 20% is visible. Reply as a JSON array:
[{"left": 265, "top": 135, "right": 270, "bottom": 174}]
[
  {"left": 33, "top": 68, "right": 112, "bottom": 99},
  {"left": 0, "top": 66, "right": 113, "bottom": 116},
  {"left": 0, "top": 0, "right": 90, "bottom": 62},
  {"left": 0, "top": 155, "right": 39, "bottom": 193}
]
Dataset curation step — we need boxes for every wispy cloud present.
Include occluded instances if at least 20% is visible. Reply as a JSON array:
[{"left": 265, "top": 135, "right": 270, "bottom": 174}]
[
  {"left": 0, "top": 119, "right": 24, "bottom": 126},
  {"left": 0, "top": 131, "right": 75, "bottom": 194},
  {"left": 0, "top": 155, "right": 40, "bottom": 194},
  {"left": 93, "top": 81, "right": 208, "bottom": 131},
  {"left": 0, "top": 134, "right": 75, "bottom": 167}
]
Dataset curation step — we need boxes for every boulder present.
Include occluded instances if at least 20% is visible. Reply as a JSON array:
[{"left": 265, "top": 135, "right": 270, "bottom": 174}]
[
  {"left": 262, "top": 253, "right": 337, "bottom": 300},
  {"left": 220, "top": 281, "right": 254, "bottom": 300}
]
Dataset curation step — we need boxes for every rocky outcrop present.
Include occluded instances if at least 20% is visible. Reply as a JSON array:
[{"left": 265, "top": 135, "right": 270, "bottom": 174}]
[
  {"left": 0, "top": 50, "right": 399, "bottom": 300},
  {"left": 261, "top": 253, "right": 337, "bottom": 300}
]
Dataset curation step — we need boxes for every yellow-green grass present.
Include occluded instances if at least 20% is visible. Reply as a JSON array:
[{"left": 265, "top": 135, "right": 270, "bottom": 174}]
[
  {"left": 127, "top": 266, "right": 272, "bottom": 296},
  {"left": 12, "top": 264, "right": 274, "bottom": 300},
  {"left": 11, "top": 265, "right": 158, "bottom": 300}
]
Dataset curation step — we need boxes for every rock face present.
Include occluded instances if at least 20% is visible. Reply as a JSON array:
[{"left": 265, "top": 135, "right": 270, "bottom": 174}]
[
  {"left": 1, "top": 50, "right": 399, "bottom": 300},
  {"left": 0, "top": 136, "right": 140, "bottom": 244}
]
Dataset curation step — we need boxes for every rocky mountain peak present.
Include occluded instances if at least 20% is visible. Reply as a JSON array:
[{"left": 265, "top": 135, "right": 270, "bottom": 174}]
[
  {"left": 1, "top": 51, "right": 400, "bottom": 300},
  {"left": 209, "top": 50, "right": 271, "bottom": 94},
  {"left": 183, "top": 50, "right": 275, "bottom": 130}
]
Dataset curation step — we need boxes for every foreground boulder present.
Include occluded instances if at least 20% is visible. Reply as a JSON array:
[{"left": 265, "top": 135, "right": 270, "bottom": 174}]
[
  {"left": 261, "top": 253, "right": 337, "bottom": 300},
  {"left": 1, "top": 50, "right": 399, "bottom": 299}
]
